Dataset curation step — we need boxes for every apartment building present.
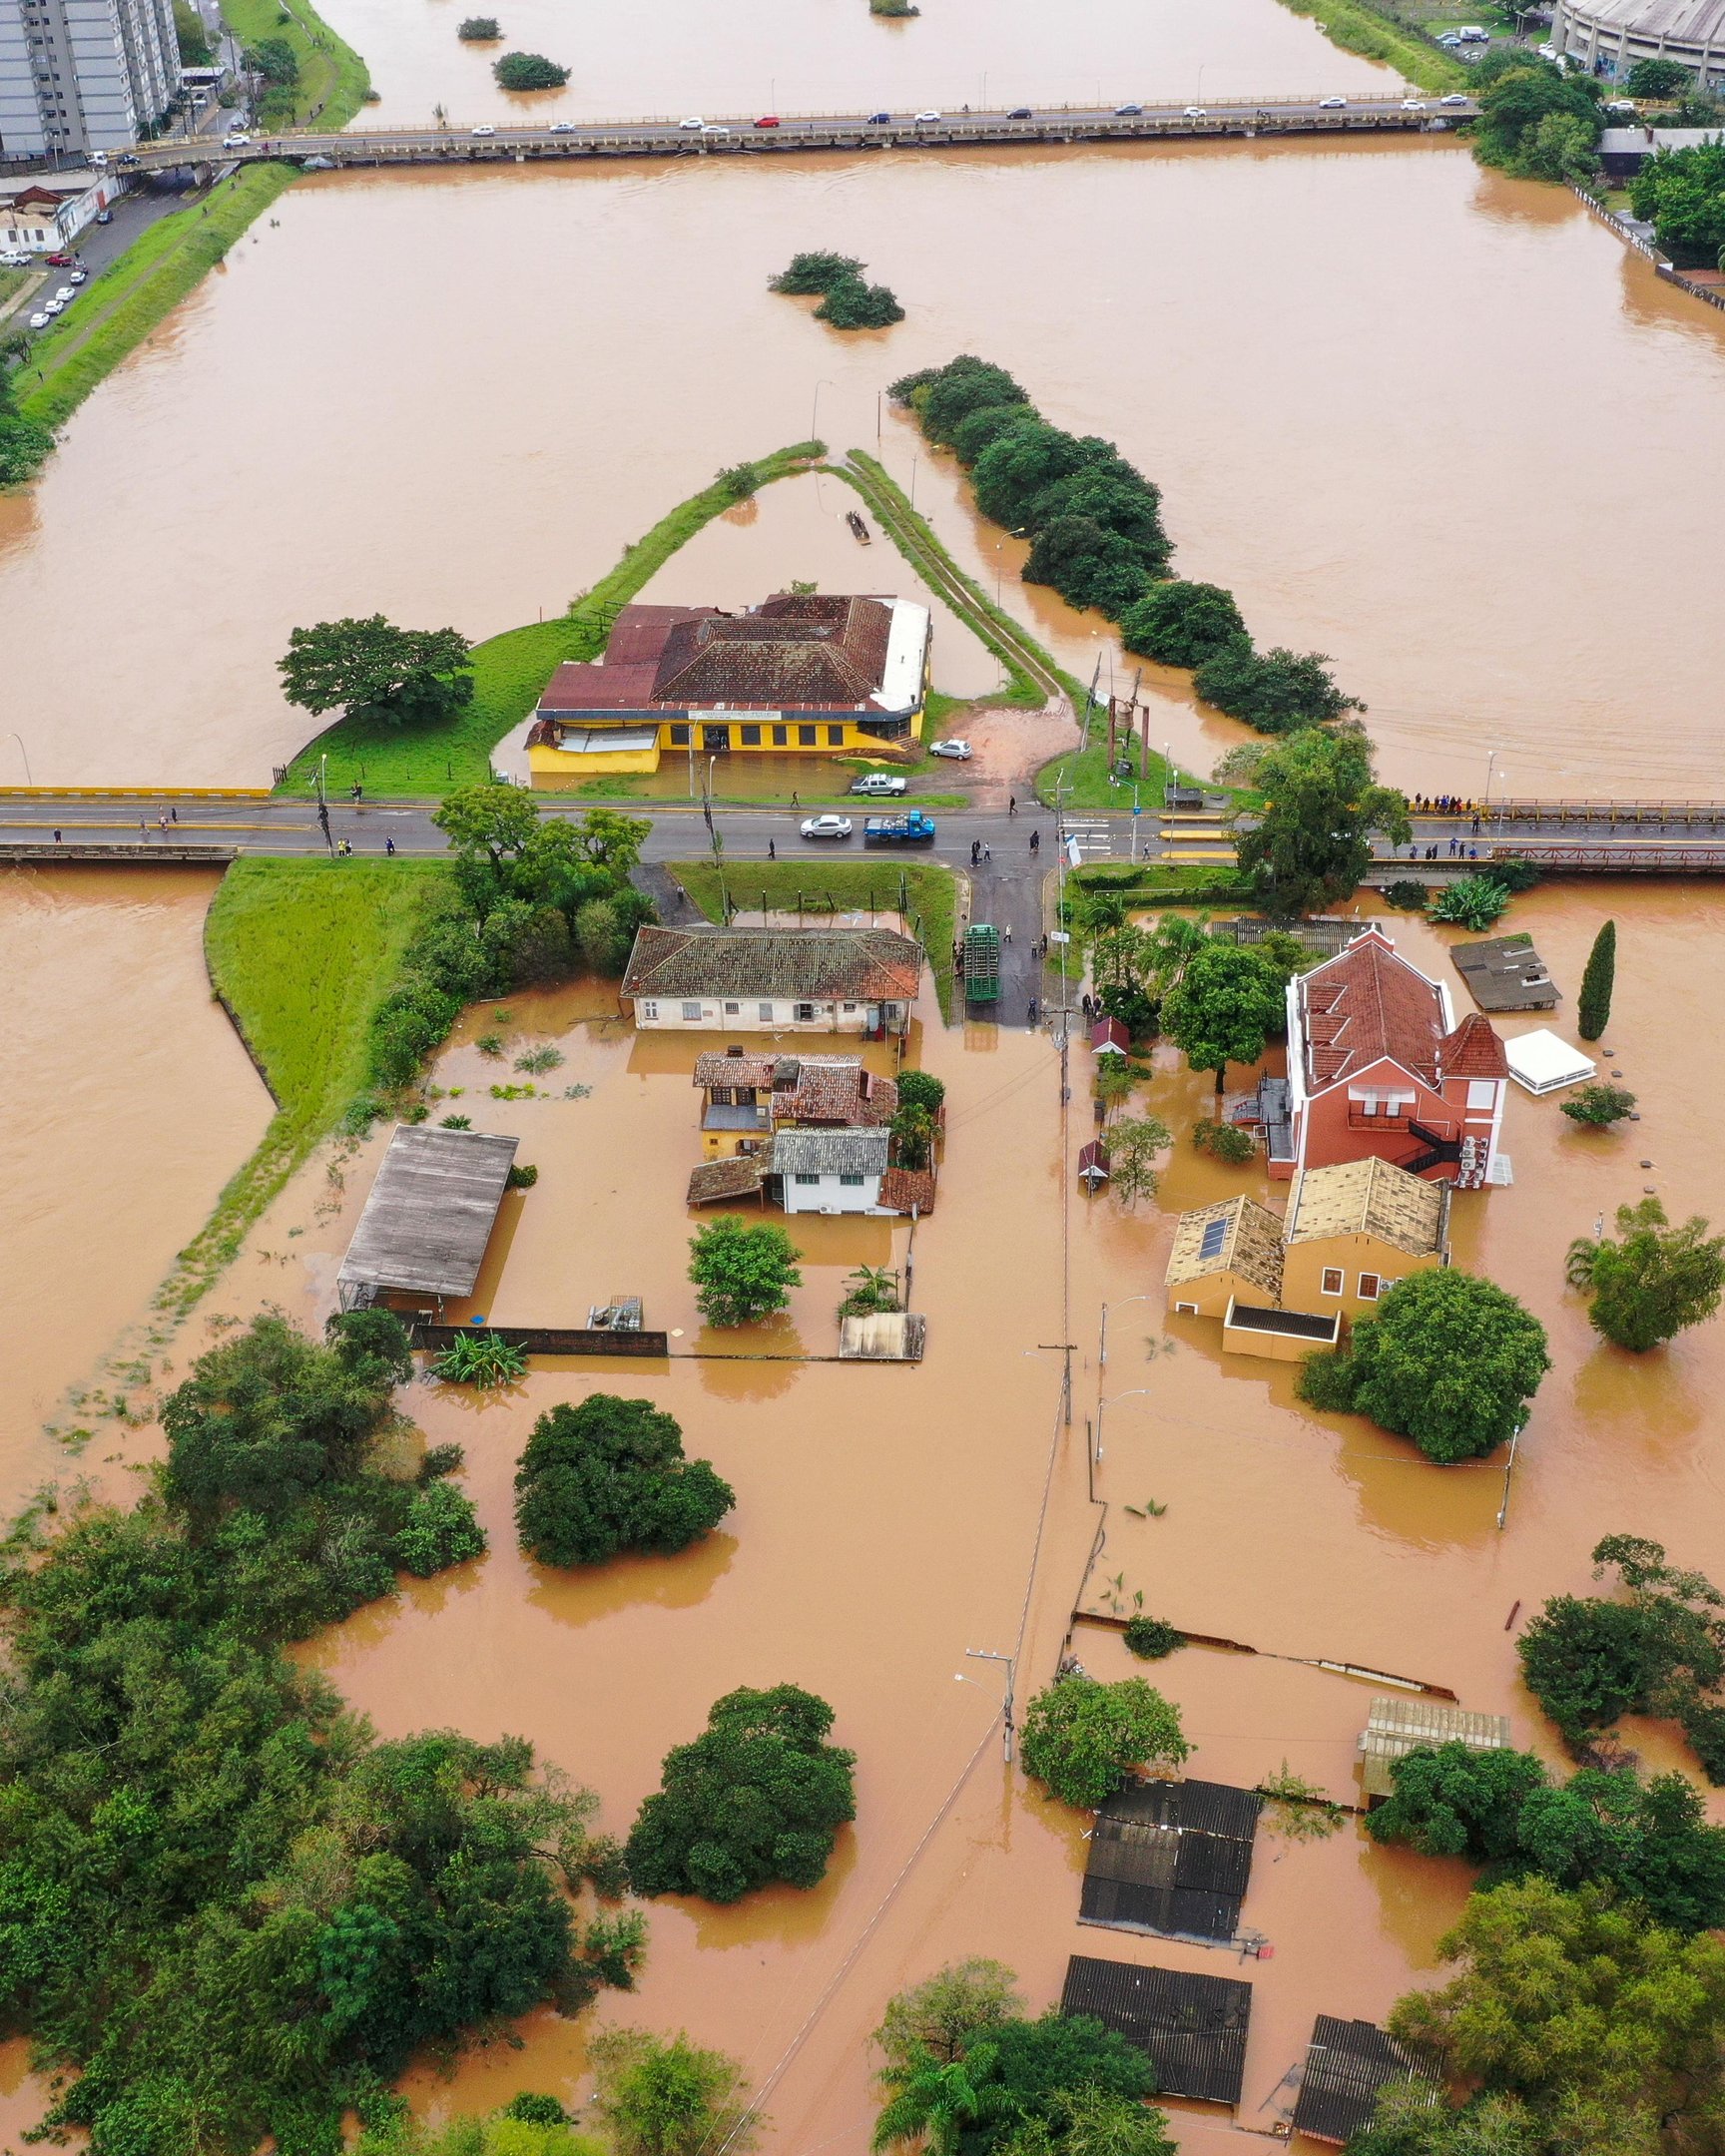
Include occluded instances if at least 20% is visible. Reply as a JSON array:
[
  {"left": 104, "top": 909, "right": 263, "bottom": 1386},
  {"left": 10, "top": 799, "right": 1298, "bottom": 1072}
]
[{"left": 0, "top": 0, "right": 180, "bottom": 160}]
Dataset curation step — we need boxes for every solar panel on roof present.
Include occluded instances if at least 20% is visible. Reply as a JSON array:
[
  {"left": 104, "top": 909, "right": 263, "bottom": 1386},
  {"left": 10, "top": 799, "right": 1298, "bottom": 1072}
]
[{"left": 1197, "top": 1217, "right": 1229, "bottom": 1262}]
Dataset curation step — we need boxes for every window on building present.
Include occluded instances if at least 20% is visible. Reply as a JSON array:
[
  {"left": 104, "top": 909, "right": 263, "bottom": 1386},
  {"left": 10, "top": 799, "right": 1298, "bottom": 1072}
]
[
  {"left": 1320, "top": 1268, "right": 1344, "bottom": 1296},
  {"left": 681, "top": 1001, "right": 702, "bottom": 1022},
  {"left": 839, "top": 1173, "right": 864, "bottom": 1187},
  {"left": 1466, "top": 1079, "right": 1498, "bottom": 1109},
  {"left": 772, "top": 725, "right": 788, "bottom": 746},
  {"left": 842, "top": 1001, "right": 856, "bottom": 1011},
  {"left": 827, "top": 725, "right": 845, "bottom": 746},
  {"left": 799, "top": 725, "right": 817, "bottom": 746},
  {"left": 795, "top": 1002, "right": 816, "bottom": 1021},
  {"left": 670, "top": 724, "right": 690, "bottom": 746},
  {"left": 1175, "top": 1301, "right": 1199, "bottom": 1317},
  {"left": 741, "top": 725, "right": 761, "bottom": 746},
  {"left": 1358, "top": 1273, "right": 1382, "bottom": 1301},
  {"left": 641, "top": 1000, "right": 659, "bottom": 1021},
  {"left": 724, "top": 1001, "right": 740, "bottom": 1015},
  {"left": 758, "top": 1002, "right": 775, "bottom": 1022},
  {"left": 795, "top": 1173, "right": 820, "bottom": 1186}
]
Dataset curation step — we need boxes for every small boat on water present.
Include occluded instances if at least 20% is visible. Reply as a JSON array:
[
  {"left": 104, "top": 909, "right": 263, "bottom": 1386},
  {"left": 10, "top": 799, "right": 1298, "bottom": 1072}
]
[{"left": 847, "top": 509, "right": 871, "bottom": 544}]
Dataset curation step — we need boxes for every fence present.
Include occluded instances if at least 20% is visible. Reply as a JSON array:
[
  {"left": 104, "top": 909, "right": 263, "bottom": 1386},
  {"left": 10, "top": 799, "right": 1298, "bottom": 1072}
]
[
  {"left": 411, "top": 1323, "right": 669, "bottom": 1356},
  {"left": 1570, "top": 182, "right": 1725, "bottom": 312}
]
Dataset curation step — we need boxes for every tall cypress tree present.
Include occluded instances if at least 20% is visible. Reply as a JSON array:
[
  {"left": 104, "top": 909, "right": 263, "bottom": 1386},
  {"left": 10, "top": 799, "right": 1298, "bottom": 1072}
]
[{"left": 1577, "top": 919, "right": 1616, "bottom": 1041}]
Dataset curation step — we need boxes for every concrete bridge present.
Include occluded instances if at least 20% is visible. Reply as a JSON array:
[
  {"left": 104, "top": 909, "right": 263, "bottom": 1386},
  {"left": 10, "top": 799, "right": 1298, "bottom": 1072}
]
[{"left": 111, "top": 94, "right": 1477, "bottom": 178}]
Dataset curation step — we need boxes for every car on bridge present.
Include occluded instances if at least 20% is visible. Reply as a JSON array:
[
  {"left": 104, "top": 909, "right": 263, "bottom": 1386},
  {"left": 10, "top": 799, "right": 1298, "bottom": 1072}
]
[
  {"left": 679, "top": 115, "right": 707, "bottom": 129},
  {"left": 801, "top": 814, "right": 854, "bottom": 841},
  {"left": 1439, "top": 92, "right": 1469, "bottom": 105},
  {"left": 1401, "top": 98, "right": 1427, "bottom": 109},
  {"left": 471, "top": 124, "right": 496, "bottom": 136},
  {"left": 1115, "top": 102, "right": 1144, "bottom": 115},
  {"left": 1007, "top": 105, "right": 1033, "bottom": 118},
  {"left": 223, "top": 131, "right": 249, "bottom": 147},
  {"left": 1183, "top": 104, "right": 1208, "bottom": 117},
  {"left": 700, "top": 123, "right": 731, "bottom": 136},
  {"left": 550, "top": 120, "right": 576, "bottom": 132},
  {"left": 755, "top": 114, "right": 781, "bottom": 127},
  {"left": 1319, "top": 95, "right": 1348, "bottom": 107},
  {"left": 867, "top": 111, "right": 892, "bottom": 124},
  {"left": 914, "top": 111, "right": 942, "bottom": 124}
]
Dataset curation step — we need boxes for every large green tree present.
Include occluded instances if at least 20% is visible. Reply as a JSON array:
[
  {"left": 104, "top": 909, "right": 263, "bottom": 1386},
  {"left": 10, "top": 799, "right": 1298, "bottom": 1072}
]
[
  {"left": 1576, "top": 918, "right": 1616, "bottom": 1040},
  {"left": 1473, "top": 57, "right": 1603, "bottom": 178},
  {"left": 874, "top": 1959, "right": 1024, "bottom": 2071},
  {"left": 1019, "top": 1676, "right": 1189, "bottom": 1811},
  {"left": 1566, "top": 1197, "right": 1725, "bottom": 1352},
  {"left": 279, "top": 615, "right": 474, "bottom": 729},
  {"left": 1159, "top": 941, "right": 1285, "bottom": 1091},
  {"left": 513, "top": 1394, "right": 735, "bottom": 1568},
  {"left": 431, "top": 783, "right": 543, "bottom": 872},
  {"left": 1387, "top": 1879, "right": 1725, "bottom": 2153},
  {"left": 589, "top": 2026, "right": 759, "bottom": 2156},
  {"left": 1234, "top": 725, "right": 1410, "bottom": 917},
  {"left": 625, "top": 1685, "right": 857, "bottom": 1901},
  {"left": 1192, "top": 641, "right": 1364, "bottom": 733},
  {"left": 1119, "top": 580, "right": 1247, "bottom": 668},
  {"left": 688, "top": 1214, "right": 803, "bottom": 1327},
  {"left": 1298, "top": 1270, "right": 1550, "bottom": 1463}
]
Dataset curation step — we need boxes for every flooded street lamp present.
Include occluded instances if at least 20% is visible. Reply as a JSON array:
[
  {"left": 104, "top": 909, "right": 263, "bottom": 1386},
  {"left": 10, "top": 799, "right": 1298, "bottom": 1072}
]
[
  {"left": 956, "top": 1647, "right": 1016, "bottom": 1761},
  {"left": 1098, "top": 1291, "right": 1155, "bottom": 1370},
  {"left": 1095, "top": 1385, "right": 1150, "bottom": 1467}
]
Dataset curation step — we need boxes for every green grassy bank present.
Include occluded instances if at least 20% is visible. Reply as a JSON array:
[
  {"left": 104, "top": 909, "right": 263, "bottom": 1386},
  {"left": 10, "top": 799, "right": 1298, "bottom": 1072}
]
[
  {"left": 223, "top": 0, "right": 370, "bottom": 126},
  {"left": 671, "top": 856, "right": 958, "bottom": 1021},
  {"left": 278, "top": 442, "right": 826, "bottom": 797},
  {"left": 166, "top": 856, "right": 446, "bottom": 1310},
  {"left": 1274, "top": 0, "right": 1469, "bottom": 93}
]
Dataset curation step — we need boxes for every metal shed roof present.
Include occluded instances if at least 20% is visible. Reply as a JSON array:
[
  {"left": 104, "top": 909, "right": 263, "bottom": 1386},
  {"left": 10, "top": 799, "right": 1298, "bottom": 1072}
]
[
  {"left": 338, "top": 1127, "right": 519, "bottom": 1299},
  {"left": 1080, "top": 1780, "right": 1262, "bottom": 1943},
  {"left": 1359, "top": 1696, "right": 1513, "bottom": 1799},
  {"left": 1292, "top": 2016, "right": 1441, "bottom": 2144},
  {"left": 1060, "top": 1956, "right": 1253, "bottom": 2106}
]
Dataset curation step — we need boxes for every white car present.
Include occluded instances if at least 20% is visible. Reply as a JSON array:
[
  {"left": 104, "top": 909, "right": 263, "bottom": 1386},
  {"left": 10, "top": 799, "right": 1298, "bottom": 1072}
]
[
  {"left": 914, "top": 110, "right": 942, "bottom": 123},
  {"left": 1439, "top": 92, "right": 1469, "bottom": 105},
  {"left": 54, "top": 285, "right": 74, "bottom": 302},
  {"left": 69, "top": 268, "right": 88, "bottom": 283},
  {"left": 550, "top": 120, "right": 575, "bottom": 132},
  {"left": 28, "top": 311, "right": 49, "bottom": 329},
  {"left": 470, "top": 124, "right": 496, "bottom": 136},
  {"left": 0, "top": 250, "right": 28, "bottom": 268},
  {"left": 1401, "top": 97, "right": 1427, "bottom": 109},
  {"left": 1183, "top": 104, "right": 1208, "bottom": 117},
  {"left": 800, "top": 813, "right": 854, "bottom": 840},
  {"left": 43, "top": 298, "right": 65, "bottom": 315},
  {"left": 1319, "top": 95, "right": 1347, "bottom": 108},
  {"left": 223, "top": 131, "right": 249, "bottom": 147},
  {"left": 851, "top": 771, "right": 907, "bottom": 796},
  {"left": 678, "top": 115, "right": 706, "bottom": 129},
  {"left": 700, "top": 123, "right": 730, "bottom": 135},
  {"left": 928, "top": 739, "right": 972, "bottom": 760}
]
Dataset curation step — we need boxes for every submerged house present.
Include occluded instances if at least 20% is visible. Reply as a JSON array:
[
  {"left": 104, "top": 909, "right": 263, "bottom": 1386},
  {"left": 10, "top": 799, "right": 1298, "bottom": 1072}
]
[
  {"left": 1282, "top": 1156, "right": 1449, "bottom": 1323},
  {"left": 1080, "top": 1779, "right": 1263, "bottom": 1943},
  {"left": 686, "top": 1125, "right": 934, "bottom": 1216},
  {"left": 526, "top": 594, "right": 932, "bottom": 785},
  {"left": 1282, "top": 929, "right": 1508, "bottom": 1190},
  {"left": 1060, "top": 1957, "right": 1253, "bottom": 2108},
  {"left": 693, "top": 1048, "right": 897, "bottom": 1159},
  {"left": 622, "top": 926, "right": 922, "bottom": 1037}
]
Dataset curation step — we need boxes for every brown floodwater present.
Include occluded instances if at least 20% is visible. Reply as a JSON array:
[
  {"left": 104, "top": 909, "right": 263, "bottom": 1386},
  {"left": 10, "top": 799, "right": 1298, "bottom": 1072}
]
[
  {"left": 6, "top": 875, "right": 1724, "bottom": 2149},
  {"left": 319, "top": 0, "right": 1393, "bottom": 128},
  {"left": 3, "top": 140, "right": 1725, "bottom": 794}
]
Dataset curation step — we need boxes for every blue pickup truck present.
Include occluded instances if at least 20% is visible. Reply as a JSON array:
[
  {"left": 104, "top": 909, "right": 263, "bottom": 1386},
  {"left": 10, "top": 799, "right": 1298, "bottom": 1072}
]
[{"left": 863, "top": 811, "right": 937, "bottom": 846}]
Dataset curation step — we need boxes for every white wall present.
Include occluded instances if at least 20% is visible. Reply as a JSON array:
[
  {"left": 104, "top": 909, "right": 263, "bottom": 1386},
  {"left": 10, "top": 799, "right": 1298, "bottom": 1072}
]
[{"left": 781, "top": 1170, "right": 884, "bottom": 1215}]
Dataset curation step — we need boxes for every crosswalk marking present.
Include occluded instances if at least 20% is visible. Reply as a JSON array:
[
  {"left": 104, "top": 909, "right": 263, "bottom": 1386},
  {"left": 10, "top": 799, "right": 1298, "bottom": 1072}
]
[{"left": 1063, "top": 819, "right": 1113, "bottom": 859}]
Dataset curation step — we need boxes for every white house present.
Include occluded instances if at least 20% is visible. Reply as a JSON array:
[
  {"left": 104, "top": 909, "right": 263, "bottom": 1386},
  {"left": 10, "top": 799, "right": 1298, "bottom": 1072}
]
[
  {"left": 621, "top": 925, "right": 922, "bottom": 1038},
  {"left": 0, "top": 171, "right": 122, "bottom": 255},
  {"left": 773, "top": 1127, "right": 891, "bottom": 1214}
]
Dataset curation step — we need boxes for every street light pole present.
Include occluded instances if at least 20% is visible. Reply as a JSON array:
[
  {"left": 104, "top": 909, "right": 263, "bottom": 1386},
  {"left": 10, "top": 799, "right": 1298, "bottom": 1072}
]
[
  {"left": 811, "top": 376, "right": 836, "bottom": 448},
  {"left": 1099, "top": 1292, "right": 1155, "bottom": 1371},
  {"left": 9, "top": 731, "right": 32, "bottom": 786},
  {"left": 959, "top": 1647, "right": 1017, "bottom": 1761},
  {"left": 1095, "top": 1386, "right": 1151, "bottom": 1470}
]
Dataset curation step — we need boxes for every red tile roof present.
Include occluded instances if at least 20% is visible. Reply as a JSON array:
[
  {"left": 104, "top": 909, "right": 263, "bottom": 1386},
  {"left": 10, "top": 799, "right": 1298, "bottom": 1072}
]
[
  {"left": 1298, "top": 931, "right": 1479, "bottom": 1090},
  {"left": 654, "top": 597, "right": 893, "bottom": 708},
  {"left": 623, "top": 926, "right": 923, "bottom": 1004},
  {"left": 880, "top": 1166, "right": 937, "bottom": 1215},
  {"left": 1437, "top": 1011, "right": 1509, "bottom": 1081}
]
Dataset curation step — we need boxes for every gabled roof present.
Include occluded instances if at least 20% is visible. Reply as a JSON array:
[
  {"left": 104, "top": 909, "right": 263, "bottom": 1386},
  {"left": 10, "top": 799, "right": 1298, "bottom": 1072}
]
[
  {"left": 623, "top": 926, "right": 922, "bottom": 1004},
  {"left": 1166, "top": 1196, "right": 1285, "bottom": 1303},
  {"left": 337, "top": 1127, "right": 518, "bottom": 1297},
  {"left": 1090, "top": 1016, "right": 1131, "bottom": 1055},
  {"left": 693, "top": 1051, "right": 781, "bottom": 1089},
  {"left": 687, "top": 1157, "right": 767, "bottom": 1205},
  {"left": 1287, "top": 1157, "right": 1446, "bottom": 1260},
  {"left": 1437, "top": 1010, "right": 1509, "bottom": 1080},
  {"left": 879, "top": 1165, "right": 937, "bottom": 1214},
  {"left": 773, "top": 1126, "right": 890, "bottom": 1177},
  {"left": 787, "top": 1058, "right": 896, "bottom": 1124},
  {"left": 1297, "top": 929, "right": 1458, "bottom": 1090}
]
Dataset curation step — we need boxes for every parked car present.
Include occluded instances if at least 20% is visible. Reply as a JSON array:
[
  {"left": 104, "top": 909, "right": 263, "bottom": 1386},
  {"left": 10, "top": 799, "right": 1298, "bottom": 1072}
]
[
  {"left": 68, "top": 269, "right": 87, "bottom": 284},
  {"left": 1319, "top": 95, "right": 1347, "bottom": 108},
  {"left": 43, "top": 298, "right": 64, "bottom": 316},
  {"left": 1437, "top": 31, "right": 1464, "bottom": 44},
  {"left": 866, "top": 111, "right": 892, "bottom": 124},
  {"left": 928, "top": 739, "right": 972, "bottom": 760},
  {"left": 1114, "top": 102, "right": 1144, "bottom": 115},
  {"left": 549, "top": 120, "right": 576, "bottom": 132},
  {"left": 470, "top": 124, "right": 496, "bottom": 137},
  {"left": 0, "top": 251, "right": 28, "bottom": 269},
  {"left": 851, "top": 772, "right": 908, "bottom": 797},
  {"left": 28, "top": 312, "right": 48, "bottom": 329},
  {"left": 801, "top": 813, "right": 854, "bottom": 840},
  {"left": 1007, "top": 105, "right": 1033, "bottom": 119},
  {"left": 54, "top": 286, "right": 74, "bottom": 302},
  {"left": 1183, "top": 105, "right": 1208, "bottom": 118},
  {"left": 46, "top": 251, "right": 74, "bottom": 267},
  {"left": 95, "top": 209, "right": 114, "bottom": 224},
  {"left": 1401, "top": 98, "right": 1427, "bottom": 110},
  {"left": 754, "top": 114, "right": 781, "bottom": 127},
  {"left": 678, "top": 115, "right": 706, "bottom": 129},
  {"left": 914, "top": 110, "right": 942, "bottom": 123},
  {"left": 1440, "top": 92, "right": 1470, "bottom": 105},
  {"left": 1604, "top": 97, "right": 1637, "bottom": 113}
]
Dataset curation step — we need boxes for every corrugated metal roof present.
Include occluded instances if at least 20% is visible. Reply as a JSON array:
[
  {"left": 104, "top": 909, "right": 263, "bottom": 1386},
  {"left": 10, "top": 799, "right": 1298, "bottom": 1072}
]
[
  {"left": 1080, "top": 1780, "right": 1261, "bottom": 1943},
  {"left": 1060, "top": 1956, "right": 1253, "bottom": 2106},
  {"left": 1359, "top": 1696, "right": 1513, "bottom": 1798},
  {"left": 1292, "top": 2016, "right": 1441, "bottom": 2145}
]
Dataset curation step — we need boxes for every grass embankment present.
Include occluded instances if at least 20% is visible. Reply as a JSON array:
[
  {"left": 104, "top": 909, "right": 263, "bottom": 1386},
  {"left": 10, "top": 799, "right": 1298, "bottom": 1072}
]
[
  {"left": 222, "top": 0, "right": 371, "bottom": 126},
  {"left": 278, "top": 442, "right": 826, "bottom": 797},
  {"left": 672, "top": 856, "right": 958, "bottom": 1021},
  {"left": 165, "top": 856, "right": 447, "bottom": 1310},
  {"left": 14, "top": 163, "right": 296, "bottom": 452},
  {"left": 1073, "top": 860, "right": 1252, "bottom": 906},
  {"left": 1273, "top": 0, "right": 1469, "bottom": 93}
]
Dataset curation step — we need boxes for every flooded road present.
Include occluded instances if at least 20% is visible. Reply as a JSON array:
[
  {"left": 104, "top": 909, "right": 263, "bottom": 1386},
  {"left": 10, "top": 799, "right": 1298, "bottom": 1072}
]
[
  {"left": 3, "top": 143, "right": 1724, "bottom": 793},
  {"left": 321, "top": 0, "right": 1392, "bottom": 128},
  {"left": 6, "top": 871, "right": 1724, "bottom": 2146}
]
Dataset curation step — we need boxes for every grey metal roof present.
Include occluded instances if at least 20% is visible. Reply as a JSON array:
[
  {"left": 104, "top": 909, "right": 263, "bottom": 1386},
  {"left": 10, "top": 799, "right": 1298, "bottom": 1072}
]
[
  {"left": 338, "top": 1127, "right": 518, "bottom": 1298},
  {"left": 1292, "top": 2017, "right": 1441, "bottom": 2145},
  {"left": 1081, "top": 1780, "right": 1262, "bottom": 1943},
  {"left": 772, "top": 1126, "right": 890, "bottom": 1176},
  {"left": 1060, "top": 1956, "right": 1252, "bottom": 2107},
  {"left": 1567, "top": 0, "right": 1725, "bottom": 44}
]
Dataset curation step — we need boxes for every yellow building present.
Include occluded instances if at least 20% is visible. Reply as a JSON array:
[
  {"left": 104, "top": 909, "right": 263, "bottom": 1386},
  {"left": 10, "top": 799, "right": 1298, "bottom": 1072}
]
[
  {"left": 526, "top": 594, "right": 932, "bottom": 787},
  {"left": 1165, "top": 1196, "right": 1286, "bottom": 1320},
  {"left": 1282, "top": 1156, "right": 1449, "bottom": 1322}
]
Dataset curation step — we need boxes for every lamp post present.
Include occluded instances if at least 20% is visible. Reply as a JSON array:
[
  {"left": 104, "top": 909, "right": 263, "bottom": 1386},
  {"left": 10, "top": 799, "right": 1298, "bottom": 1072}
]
[
  {"left": 811, "top": 376, "right": 837, "bottom": 448},
  {"left": 1095, "top": 1386, "right": 1151, "bottom": 1470},
  {"left": 1099, "top": 1292, "right": 1155, "bottom": 1371},
  {"left": 9, "top": 731, "right": 31, "bottom": 786},
  {"left": 955, "top": 1646, "right": 1017, "bottom": 1761}
]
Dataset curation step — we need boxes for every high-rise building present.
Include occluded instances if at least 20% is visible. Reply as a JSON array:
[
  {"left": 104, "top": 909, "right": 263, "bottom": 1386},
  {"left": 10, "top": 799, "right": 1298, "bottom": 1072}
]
[{"left": 0, "top": 0, "right": 182, "bottom": 160}]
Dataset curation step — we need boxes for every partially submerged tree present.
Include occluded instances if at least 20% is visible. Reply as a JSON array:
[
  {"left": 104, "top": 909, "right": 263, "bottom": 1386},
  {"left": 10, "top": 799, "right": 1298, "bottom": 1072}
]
[
  {"left": 514, "top": 1394, "right": 734, "bottom": 1568},
  {"left": 1561, "top": 1081, "right": 1636, "bottom": 1128},
  {"left": 625, "top": 1685, "right": 856, "bottom": 1900},
  {"left": 1298, "top": 1270, "right": 1549, "bottom": 1463},
  {"left": 688, "top": 1214, "right": 803, "bottom": 1327},
  {"left": 1119, "top": 580, "right": 1246, "bottom": 668},
  {"left": 1576, "top": 918, "right": 1616, "bottom": 1040},
  {"left": 493, "top": 50, "right": 570, "bottom": 87},
  {"left": 590, "top": 2027, "right": 760, "bottom": 2156},
  {"left": 1019, "top": 1675, "right": 1189, "bottom": 1811},
  {"left": 873, "top": 1959, "right": 1024, "bottom": 2070},
  {"left": 1234, "top": 725, "right": 1410, "bottom": 918},
  {"left": 1107, "top": 1114, "right": 1173, "bottom": 1209},
  {"left": 1160, "top": 942, "right": 1284, "bottom": 1092},
  {"left": 1565, "top": 1197, "right": 1725, "bottom": 1351},
  {"left": 279, "top": 615, "right": 474, "bottom": 728},
  {"left": 770, "top": 251, "right": 864, "bottom": 292},
  {"left": 1192, "top": 641, "right": 1364, "bottom": 734}
]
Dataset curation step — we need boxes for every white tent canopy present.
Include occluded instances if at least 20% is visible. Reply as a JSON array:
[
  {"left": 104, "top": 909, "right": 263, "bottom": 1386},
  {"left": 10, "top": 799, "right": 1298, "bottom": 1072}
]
[{"left": 1505, "top": 1029, "right": 1596, "bottom": 1097}]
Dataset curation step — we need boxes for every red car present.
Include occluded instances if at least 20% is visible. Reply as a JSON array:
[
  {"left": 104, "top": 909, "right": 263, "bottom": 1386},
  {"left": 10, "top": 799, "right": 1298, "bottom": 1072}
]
[
  {"left": 754, "top": 114, "right": 781, "bottom": 128},
  {"left": 46, "top": 251, "right": 75, "bottom": 267}
]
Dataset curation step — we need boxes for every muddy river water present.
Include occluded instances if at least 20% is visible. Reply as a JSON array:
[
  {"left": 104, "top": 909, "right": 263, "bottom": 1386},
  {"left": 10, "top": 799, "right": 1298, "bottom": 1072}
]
[{"left": 5, "top": 0, "right": 1725, "bottom": 2135}]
